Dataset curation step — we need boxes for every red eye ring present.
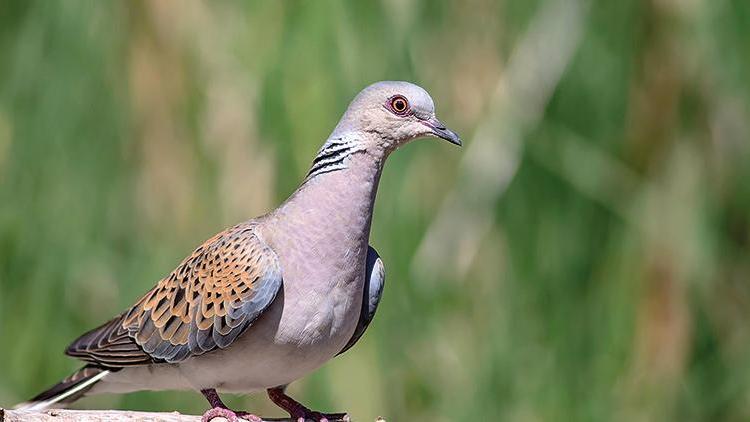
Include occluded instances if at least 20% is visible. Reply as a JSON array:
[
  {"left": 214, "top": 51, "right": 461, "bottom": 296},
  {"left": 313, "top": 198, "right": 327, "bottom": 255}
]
[{"left": 388, "top": 95, "right": 410, "bottom": 116}]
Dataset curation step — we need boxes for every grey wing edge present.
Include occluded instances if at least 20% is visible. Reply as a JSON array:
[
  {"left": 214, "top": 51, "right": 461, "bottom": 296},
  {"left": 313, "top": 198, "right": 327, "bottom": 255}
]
[{"left": 338, "top": 245, "right": 386, "bottom": 355}]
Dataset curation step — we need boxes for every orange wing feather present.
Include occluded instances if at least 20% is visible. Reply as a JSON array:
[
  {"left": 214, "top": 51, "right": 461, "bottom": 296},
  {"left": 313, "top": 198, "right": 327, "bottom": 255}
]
[{"left": 66, "top": 222, "right": 282, "bottom": 366}]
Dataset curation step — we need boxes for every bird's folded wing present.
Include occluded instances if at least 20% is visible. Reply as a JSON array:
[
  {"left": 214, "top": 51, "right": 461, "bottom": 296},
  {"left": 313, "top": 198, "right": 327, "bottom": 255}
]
[
  {"left": 66, "top": 222, "right": 283, "bottom": 366},
  {"left": 338, "top": 246, "right": 385, "bottom": 355}
]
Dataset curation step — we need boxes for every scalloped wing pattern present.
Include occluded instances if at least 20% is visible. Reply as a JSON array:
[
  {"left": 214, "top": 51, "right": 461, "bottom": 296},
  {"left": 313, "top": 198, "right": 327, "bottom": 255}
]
[{"left": 66, "top": 223, "right": 282, "bottom": 366}]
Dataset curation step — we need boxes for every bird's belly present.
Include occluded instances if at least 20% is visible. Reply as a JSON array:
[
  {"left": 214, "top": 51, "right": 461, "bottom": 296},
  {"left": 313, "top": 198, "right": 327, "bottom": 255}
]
[{"left": 178, "top": 273, "right": 364, "bottom": 392}]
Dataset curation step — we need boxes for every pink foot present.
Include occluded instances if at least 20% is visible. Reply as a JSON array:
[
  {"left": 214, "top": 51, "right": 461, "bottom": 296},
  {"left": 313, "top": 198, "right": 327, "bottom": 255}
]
[
  {"left": 266, "top": 386, "right": 348, "bottom": 422},
  {"left": 200, "top": 408, "right": 262, "bottom": 422},
  {"left": 202, "top": 407, "right": 240, "bottom": 422}
]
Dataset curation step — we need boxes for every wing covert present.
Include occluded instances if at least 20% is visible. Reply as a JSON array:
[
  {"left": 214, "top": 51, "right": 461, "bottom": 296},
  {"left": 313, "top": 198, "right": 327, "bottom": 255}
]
[
  {"left": 66, "top": 222, "right": 282, "bottom": 366},
  {"left": 338, "top": 245, "right": 385, "bottom": 355}
]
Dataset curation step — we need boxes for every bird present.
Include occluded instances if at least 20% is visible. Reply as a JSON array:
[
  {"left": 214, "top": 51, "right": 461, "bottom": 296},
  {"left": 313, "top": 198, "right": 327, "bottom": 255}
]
[{"left": 18, "top": 81, "right": 461, "bottom": 422}]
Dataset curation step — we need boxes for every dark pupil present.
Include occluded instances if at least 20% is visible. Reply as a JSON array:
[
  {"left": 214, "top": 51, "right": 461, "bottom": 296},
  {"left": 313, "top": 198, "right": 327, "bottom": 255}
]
[{"left": 394, "top": 99, "right": 405, "bottom": 111}]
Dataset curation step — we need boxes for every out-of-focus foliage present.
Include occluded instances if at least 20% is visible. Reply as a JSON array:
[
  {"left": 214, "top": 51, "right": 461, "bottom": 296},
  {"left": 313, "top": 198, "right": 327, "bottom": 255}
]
[{"left": 1, "top": 1, "right": 749, "bottom": 420}]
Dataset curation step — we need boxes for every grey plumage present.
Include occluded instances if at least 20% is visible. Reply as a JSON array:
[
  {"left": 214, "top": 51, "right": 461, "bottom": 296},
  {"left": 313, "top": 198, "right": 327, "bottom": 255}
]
[{"left": 21, "top": 81, "right": 460, "bottom": 421}]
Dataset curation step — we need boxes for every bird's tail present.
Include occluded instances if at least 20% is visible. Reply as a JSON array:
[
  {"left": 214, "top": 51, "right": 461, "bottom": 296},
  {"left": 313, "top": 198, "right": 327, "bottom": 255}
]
[{"left": 15, "top": 365, "right": 110, "bottom": 411}]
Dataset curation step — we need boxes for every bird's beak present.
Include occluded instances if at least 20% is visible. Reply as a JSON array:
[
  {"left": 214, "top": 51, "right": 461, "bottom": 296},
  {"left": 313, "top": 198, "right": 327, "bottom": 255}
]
[{"left": 423, "top": 117, "right": 462, "bottom": 146}]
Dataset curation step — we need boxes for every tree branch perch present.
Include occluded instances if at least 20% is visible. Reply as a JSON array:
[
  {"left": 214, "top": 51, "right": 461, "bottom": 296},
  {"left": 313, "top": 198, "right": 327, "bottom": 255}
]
[{"left": 0, "top": 409, "right": 364, "bottom": 422}]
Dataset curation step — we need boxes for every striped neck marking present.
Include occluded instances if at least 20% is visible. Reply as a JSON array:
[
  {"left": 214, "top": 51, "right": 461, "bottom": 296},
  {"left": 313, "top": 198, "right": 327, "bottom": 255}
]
[{"left": 306, "top": 137, "right": 366, "bottom": 180}]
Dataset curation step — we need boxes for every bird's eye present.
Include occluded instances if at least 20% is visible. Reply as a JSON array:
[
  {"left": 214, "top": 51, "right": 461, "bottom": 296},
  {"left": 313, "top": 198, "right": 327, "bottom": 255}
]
[{"left": 388, "top": 95, "right": 410, "bottom": 116}]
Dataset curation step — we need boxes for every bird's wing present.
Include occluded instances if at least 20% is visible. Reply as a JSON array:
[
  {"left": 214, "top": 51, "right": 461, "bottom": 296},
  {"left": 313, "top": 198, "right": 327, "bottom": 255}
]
[
  {"left": 338, "top": 245, "right": 385, "bottom": 355},
  {"left": 66, "top": 222, "right": 283, "bottom": 366}
]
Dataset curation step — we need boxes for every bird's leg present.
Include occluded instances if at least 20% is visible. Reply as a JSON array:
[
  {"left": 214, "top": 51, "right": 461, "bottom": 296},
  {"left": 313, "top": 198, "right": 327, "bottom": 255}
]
[
  {"left": 266, "top": 386, "right": 349, "bottom": 422},
  {"left": 200, "top": 388, "right": 262, "bottom": 422}
]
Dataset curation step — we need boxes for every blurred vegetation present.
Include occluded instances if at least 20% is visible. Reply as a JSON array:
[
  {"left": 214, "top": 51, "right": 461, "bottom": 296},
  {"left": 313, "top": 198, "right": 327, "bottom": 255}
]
[{"left": 1, "top": 1, "right": 749, "bottom": 421}]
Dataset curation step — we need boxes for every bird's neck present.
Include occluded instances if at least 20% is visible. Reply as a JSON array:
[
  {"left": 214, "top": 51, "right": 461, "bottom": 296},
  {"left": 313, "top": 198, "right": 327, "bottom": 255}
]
[{"left": 270, "top": 135, "right": 389, "bottom": 249}]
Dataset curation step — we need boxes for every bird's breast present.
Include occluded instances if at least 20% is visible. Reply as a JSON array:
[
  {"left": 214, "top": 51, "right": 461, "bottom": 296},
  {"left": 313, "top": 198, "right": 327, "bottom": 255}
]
[
  {"left": 272, "top": 235, "right": 367, "bottom": 349},
  {"left": 178, "top": 244, "right": 367, "bottom": 393}
]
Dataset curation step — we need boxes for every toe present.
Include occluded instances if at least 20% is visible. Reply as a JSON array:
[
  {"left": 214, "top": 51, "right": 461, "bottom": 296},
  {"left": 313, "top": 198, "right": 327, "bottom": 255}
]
[{"left": 201, "top": 407, "right": 238, "bottom": 422}]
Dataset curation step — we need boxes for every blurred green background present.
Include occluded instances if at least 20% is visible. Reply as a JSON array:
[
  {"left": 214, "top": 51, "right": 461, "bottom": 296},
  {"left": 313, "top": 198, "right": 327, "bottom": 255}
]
[{"left": 1, "top": 0, "right": 749, "bottom": 421}]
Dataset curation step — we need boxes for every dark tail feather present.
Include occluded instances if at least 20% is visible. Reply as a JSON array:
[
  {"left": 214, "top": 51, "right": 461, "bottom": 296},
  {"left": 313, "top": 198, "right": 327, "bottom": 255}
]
[{"left": 17, "top": 365, "right": 110, "bottom": 411}]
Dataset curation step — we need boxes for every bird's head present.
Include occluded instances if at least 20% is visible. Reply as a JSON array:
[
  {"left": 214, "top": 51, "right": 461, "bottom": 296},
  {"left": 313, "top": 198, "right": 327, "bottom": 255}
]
[{"left": 332, "top": 81, "right": 461, "bottom": 152}]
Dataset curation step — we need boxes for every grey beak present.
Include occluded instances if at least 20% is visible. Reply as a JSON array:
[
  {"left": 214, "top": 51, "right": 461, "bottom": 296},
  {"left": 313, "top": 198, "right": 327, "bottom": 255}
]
[{"left": 425, "top": 117, "right": 462, "bottom": 146}]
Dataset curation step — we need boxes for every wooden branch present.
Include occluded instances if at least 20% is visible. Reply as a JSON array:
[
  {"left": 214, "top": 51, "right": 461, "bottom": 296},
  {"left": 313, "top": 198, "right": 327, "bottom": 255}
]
[{"left": 1, "top": 409, "right": 367, "bottom": 422}]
